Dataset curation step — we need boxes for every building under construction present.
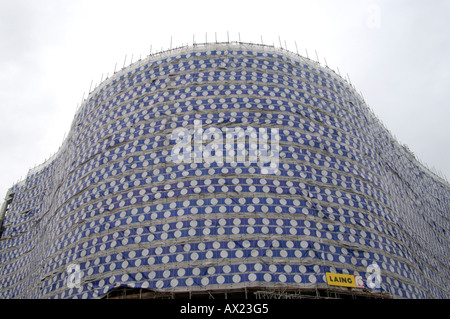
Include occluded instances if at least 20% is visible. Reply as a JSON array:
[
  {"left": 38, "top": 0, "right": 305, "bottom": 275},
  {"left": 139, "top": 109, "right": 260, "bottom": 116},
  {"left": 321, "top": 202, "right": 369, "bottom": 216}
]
[{"left": 0, "top": 42, "right": 449, "bottom": 299}]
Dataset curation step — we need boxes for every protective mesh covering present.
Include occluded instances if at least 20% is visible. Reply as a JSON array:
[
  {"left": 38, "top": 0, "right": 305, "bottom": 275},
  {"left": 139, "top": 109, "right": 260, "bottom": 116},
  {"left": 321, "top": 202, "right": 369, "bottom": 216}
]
[{"left": 0, "top": 43, "right": 448, "bottom": 299}]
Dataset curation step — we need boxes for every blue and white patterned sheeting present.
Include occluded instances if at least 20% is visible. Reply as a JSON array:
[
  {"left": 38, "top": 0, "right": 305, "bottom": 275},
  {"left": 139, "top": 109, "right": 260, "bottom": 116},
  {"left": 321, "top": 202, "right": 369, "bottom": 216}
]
[{"left": 0, "top": 43, "right": 448, "bottom": 299}]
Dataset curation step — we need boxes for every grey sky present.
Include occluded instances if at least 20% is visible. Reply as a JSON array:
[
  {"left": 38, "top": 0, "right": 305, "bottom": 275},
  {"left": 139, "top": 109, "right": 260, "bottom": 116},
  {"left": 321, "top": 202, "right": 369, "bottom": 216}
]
[{"left": 1, "top": 0, "right": 449, "bottom": 204}]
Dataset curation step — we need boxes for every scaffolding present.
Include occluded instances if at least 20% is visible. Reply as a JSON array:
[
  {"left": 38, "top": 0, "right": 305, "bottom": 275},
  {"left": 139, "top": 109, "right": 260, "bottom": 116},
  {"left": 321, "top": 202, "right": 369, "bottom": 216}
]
[{"left": 102, "top": 286, "right": 392, "bottom": 300}]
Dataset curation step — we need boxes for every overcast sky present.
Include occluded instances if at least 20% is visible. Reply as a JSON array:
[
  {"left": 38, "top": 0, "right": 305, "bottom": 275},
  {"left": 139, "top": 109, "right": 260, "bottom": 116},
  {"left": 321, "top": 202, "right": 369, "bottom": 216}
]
[{"left": 1, "top": 0, "right": 449, "bottom": 205}]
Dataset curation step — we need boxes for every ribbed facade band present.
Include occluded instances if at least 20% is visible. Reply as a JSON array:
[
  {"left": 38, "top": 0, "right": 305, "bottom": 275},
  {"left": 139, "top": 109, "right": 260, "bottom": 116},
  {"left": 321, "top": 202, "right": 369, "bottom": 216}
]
[{"left": 0, "top": 43, "right": 448, "bottom": 299}]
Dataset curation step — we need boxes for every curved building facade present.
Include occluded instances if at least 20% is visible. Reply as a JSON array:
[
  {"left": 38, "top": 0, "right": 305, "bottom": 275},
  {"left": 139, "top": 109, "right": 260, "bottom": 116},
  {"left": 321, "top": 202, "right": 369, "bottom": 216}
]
[{"left": 0, "top": 43, "right": 449, "bottom": 299}]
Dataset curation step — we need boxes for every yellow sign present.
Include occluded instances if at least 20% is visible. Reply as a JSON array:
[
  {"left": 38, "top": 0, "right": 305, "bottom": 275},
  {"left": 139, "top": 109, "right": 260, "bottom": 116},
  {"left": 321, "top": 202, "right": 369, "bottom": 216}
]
[{"left": 326, "top": 273, "right": 359, "bottom": 288}]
